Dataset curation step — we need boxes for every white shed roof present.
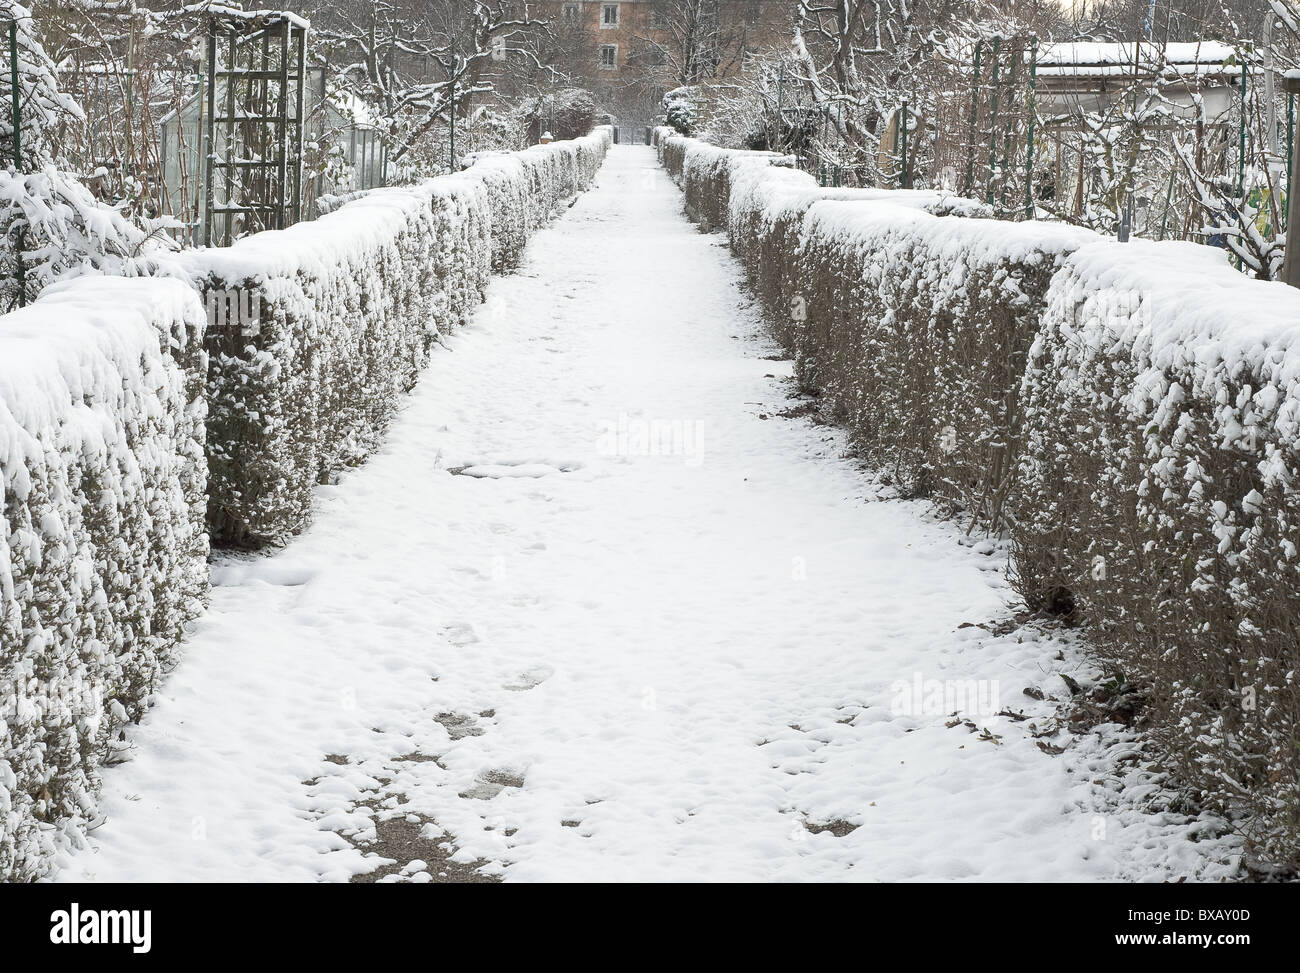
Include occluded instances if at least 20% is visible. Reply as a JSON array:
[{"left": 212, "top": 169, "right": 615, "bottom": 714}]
[{"left": 1037, "top": 41, "right": 1242, "bottom": 78}]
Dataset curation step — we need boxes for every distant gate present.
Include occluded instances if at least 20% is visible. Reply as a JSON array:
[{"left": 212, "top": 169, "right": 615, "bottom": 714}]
[{"left": 612, "top": 120, "right": 652, "bottom": 146}]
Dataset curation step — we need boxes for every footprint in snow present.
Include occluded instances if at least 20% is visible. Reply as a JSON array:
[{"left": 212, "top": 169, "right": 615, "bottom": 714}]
[
  {"left": 440, "top": 623, "right": 480, "bottom": 647},
  {"left": 434, "top": 712, "right": 485, "bottom": 741},
  {"left": 504, "top": 665, "right": 555, "bottom": 692},
  {"left": 459, "top": 769, "right": 525, "bottom": 800}
]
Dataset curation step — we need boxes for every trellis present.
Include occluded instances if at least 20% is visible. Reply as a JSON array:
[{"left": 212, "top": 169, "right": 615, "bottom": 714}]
[
  {"left": 956, "top": 34, "right": 1039, "bottom": 217},
  {"left": 203, "top": 8, "right": 307, "bottom": 247}
]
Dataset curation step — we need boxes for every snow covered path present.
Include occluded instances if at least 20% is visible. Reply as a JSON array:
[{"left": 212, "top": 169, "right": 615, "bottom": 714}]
[{"left": 52, "top": 146, "right": 1218, "bottom": 883}]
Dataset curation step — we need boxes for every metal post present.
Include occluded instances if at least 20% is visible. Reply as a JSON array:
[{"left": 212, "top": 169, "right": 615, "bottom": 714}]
[
  {"left": 203, "top": 23, "right": 215, "bottom": 246},
  {"left": 223, "top": 24, "right": 238, "bottom": 245},
  {"left": 1238, "top": 59, "right": 1248, "bottom": 270},
  {"left": 1024, "top": 37, "right": 1038, "bottom": 219},
  {"left": 9, "top": 19, "right": 24, "bottom": 305},
  {"left": 986, "top": 36, "right": 1001, "bottom": 206},
  {"left": 1279, "top": 75, "right": 1300, "bottom": 286},
  {"left": 275, "top": 24, "right": 289, "bottom": 229},
  {"left": 899, "top": 100, "right": 908, "bottom": 189},
  {"left": 292, "top": 24, "right": 306, "bottom": 223},
  {"left": 964, "top": 40, "right": 982, "bottom": 196},
  {"left": 1000, "top": 39, "right": 1020, "bottom": 210},
  {"left": 193, "top": 69, "right": 203, "bottom": 242},
  {"left": 448, "top": 71, "right": 455, "bottom": 171}
]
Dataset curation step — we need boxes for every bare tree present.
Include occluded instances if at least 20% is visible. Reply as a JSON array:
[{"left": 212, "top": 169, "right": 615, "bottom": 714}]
[
  {"left": 308, "top": 1, "right": 545, "bottom": 165},
  {"left": 631, "top": 0, "right": 758, "bottom": 88}
]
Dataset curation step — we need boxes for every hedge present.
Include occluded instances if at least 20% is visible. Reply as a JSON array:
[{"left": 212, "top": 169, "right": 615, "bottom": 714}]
[
  {"left": 0, "top": 130, "right": 612, "bottom": 881},
  {"left": 0, "top": 276, "right": 209, "bottom": 882},
  {"left": 656, "top": 128, "right": 1086, "bottom": 520},
  {"left": 658, "top": 129, "right": 1300, "bottom": 868},
  {"left": 1015, "top": 242, "right": 1300, "bottom": 866},
  {"left": 182, "top": 127, "right": 612, "bottom": 548}
]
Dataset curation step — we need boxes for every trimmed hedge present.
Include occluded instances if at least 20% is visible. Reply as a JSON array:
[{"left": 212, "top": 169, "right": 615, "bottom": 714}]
[
  {"left": 1015, "top": 243, "right": 1300, "bottom": 866},
  {"left": 659, "top": 129, "right": 1300, "bottom": 867},
  {"left": 0, "top": 130, "right": 612, "bottom": 882},
  {"left": 0, "top": 276, "right": 209, "bottom": 882},
  {"left": 784, "top": 202, "right": 1088, "bottom": 520},
  {"left": 182, "top": 128, "right": 612, "bottom": 548},
  {"left": 657, "top": 129, "right": 1085, "bottom": 521}
]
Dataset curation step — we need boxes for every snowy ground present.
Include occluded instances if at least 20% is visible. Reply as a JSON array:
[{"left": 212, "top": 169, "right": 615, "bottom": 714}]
[{"left": 52, "top": 146, "right": 1242, "bottom": 882}]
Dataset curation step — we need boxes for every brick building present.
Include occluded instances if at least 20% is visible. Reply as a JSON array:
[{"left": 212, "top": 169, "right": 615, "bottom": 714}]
[{"left": 536, "top": 1, "right": 791, "bottom": 82}]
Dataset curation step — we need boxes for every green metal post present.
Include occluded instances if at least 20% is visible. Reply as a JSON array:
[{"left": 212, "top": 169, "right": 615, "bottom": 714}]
[
  {"left": 1024, "top": 38, "right": 1038, "bottom": 219},
  {"left": 986, "top": 36, "right": 1001, "bottom": 206},
  {"left": 964, "top": 40, "right": 982, "bottom": 196},
  {"left": 449, "top": 73, "right": 455, "bottom": 170},
  {"left": 1000, "top": 40, "right": 1020, "bottom": 210},
  {"left": 10, "top": 20, "right": 24, "bottom": 306}
]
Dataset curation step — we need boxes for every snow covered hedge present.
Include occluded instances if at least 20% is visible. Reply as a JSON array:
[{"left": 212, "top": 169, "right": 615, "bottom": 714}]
[
  {"left": 1014, "top": 243, "right": 1300, "bottom": 865},
  {"left": 0, "top": 277, "right": 209, "bottom": 883},
  {"left": 181, "top": 128, "right": 611, "bottom": 548},
  {"left": 655, "top": 129, "right": 1074, "bottom": 520},
  {"left": 660, "top": 131, "right": 1300, "bottom": 865}
]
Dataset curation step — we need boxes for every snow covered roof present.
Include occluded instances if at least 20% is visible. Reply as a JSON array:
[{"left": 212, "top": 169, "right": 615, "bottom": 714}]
[
  {"left": 1037, "top": 41, "right": 1242, "bottom": 78},
  {"left": 208, "top": 4, "right": 310, "bottom": 30}
]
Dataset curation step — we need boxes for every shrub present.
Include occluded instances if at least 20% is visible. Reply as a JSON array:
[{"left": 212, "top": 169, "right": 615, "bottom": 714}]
[
  {"left": 658, "top": 130, "right": 1300, "bottom": 867},
  {"left": 0, "top": 276, "right": 208, "bottom": 882},
  {"left": 663, "top": 87, "right": 698, "bottom": 137},
  {"left": 178, "top": 128, "right": 613, "bottom": 548},
  {"left": 1014, "top": 242, "right": 1300, "bottom": 865}
]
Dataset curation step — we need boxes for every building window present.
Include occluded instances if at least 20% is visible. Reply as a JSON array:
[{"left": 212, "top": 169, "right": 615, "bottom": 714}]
[
  {"left": 602, "top": 3, "right": 619, "bottom": 28},
  {"left": 563, "top": 3, "right": 579, "bottom": 23},
  {"left": 651, "top": 2, "right": 669, "bottom": 29},
  {"left": 744, "top": 1, "right": 760, "bottom": 25},
  {"left": 599, "top": 44, "right": 618, "bottom": 69}
]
